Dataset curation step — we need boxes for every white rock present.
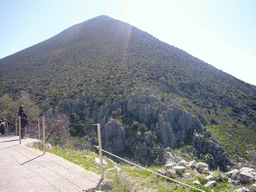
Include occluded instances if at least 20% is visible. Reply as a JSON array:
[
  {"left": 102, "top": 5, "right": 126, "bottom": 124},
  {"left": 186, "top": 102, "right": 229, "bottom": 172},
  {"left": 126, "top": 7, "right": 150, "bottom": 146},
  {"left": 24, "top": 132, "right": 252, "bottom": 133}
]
[
  {"left": 205, "top": 175, "right": 214, "bottom": 181},
  {"left": 184, "top": 173, "right": 191, "bottom": 177},
  {"left": 204, "top": 181, "right": 216, "bottom": 187},
  {"left": 234, "top": 187, "right": 250, "bottom": 192},
  {"left": 250, "top": 183, "right": 256, "bottom": 192},
  {"left": 189, "top": 160, "right": 197, "bottom": 169},
  {"left": 173, "top": 166, "right": 186, "bottom": 173},
  {"left": 166, "top": 169, "right": 176, "bottom": 177},
  {"left": 177, "top": 160, "right": 187, "bottom": 167},
  {"left": 239, "top": 167, "right": 256, "bottom": 183},
  {"left": 45, "top": 143, "right": 53, "bottom": 150},
  {"left": 95, "top": 158, "right": 107, "bottom": 165},
  {"left": 196, "top": 162, "right": 209, "bottom": 173},
  {"left": 165, "top": 162, "right": 176, "bottom": 168},
  {"left": 107, "top": 166, "right": 121, "bottom": 172},
  {"left": 225, "top": 169, "right": 240, "bottom": 179},
  {"left": 193, "top": 180, "right": 201, "bottom": 185}
]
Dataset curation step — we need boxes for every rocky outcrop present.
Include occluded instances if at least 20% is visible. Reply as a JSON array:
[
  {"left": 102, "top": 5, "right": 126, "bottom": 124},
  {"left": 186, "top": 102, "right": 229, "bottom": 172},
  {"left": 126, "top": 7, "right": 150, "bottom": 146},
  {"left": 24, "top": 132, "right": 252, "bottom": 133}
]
[
  {"left": 101, "top": 118, "right": 125, "bottom": 153},
  {"left": 67, "top": 93, "right": 230, "bottom": 169},
  {"left": 192, "top": 134, "right": 229, "bottom": 171}
]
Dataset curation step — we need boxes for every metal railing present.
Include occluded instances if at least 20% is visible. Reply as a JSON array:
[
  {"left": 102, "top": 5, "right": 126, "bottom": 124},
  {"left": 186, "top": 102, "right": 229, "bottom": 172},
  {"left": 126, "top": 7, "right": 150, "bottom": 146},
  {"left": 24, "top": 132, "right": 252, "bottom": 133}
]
[{"left": 12, "top": 117, "right": 205, "bottom": 192}]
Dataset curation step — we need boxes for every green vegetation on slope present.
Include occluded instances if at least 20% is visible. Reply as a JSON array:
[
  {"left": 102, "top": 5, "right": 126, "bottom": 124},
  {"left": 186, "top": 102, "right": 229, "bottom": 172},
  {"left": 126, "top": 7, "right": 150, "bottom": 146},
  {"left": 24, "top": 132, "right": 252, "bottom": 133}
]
[{"left": 0, "top": 15, "right": 255, "bottom": 162}]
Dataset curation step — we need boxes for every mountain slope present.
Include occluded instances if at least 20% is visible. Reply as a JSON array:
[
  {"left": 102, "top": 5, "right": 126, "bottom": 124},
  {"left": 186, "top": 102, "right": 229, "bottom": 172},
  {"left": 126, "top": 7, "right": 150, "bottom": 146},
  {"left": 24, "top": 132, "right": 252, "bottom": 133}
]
[{"left": 0, "top": 15, "right": 255, "bottom": 166}]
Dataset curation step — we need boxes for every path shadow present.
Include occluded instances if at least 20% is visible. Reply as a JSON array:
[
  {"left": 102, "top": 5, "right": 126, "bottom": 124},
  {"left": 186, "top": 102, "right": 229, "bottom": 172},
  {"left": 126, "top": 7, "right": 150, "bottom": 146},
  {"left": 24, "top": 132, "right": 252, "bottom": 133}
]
[
  {"left": 1, "top": 139, "right": 19, "bottom": 143},
  {"left": 21, "top": 154, "right": 44, "bottom": 165},
  {"left": 0, "top": 144, "right": 19, "bottom": 151}
]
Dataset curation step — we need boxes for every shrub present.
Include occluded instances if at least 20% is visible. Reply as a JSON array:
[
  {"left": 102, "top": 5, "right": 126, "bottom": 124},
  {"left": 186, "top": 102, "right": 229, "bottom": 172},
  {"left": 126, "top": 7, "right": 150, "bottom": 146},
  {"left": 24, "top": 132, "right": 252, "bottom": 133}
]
[{"left": 45, "top": 113, "right": 70, "bottom": 144}]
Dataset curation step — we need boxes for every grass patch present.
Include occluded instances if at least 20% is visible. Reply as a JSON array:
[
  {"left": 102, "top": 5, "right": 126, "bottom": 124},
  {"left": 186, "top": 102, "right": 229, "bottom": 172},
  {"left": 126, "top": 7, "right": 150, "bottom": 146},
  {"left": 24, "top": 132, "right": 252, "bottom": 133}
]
[{"left": 35, "top": 138, "right": 241, "bottom": 192}]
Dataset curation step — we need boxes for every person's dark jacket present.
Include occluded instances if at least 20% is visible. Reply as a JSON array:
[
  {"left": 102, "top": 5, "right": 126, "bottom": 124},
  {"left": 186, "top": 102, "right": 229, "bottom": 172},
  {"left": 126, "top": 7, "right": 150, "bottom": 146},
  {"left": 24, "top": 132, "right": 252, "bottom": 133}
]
[{"left": 18, "top": 110, "right": 28, "bottom": 128}]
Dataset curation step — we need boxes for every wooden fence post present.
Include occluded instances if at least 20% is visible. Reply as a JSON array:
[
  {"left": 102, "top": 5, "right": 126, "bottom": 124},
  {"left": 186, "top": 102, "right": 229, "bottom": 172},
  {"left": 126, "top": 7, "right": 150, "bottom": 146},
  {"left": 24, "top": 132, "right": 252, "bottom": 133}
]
[
  {"left": 6, "top": 121, "right": 8, "bottom": 134},
  {"left": 38, "top": 118, "right": 40, "bottom": 140},
  {"left": 43, "top": 116, "right": 45, "bottom": 154},
  {"left": 15, "top": 118, "right": 17, "bottom": 136},
  {"left": 97, "top": 123, "right": 104, "bottom": 180},
  {"left": 19, "top": 117, "right": 21, "bottom": 144}
]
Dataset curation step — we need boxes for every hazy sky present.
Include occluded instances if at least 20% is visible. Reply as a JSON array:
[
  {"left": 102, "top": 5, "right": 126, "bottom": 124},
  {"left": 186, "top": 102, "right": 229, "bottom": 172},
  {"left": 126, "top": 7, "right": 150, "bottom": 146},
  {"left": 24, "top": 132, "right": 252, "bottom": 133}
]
[{"left": 1, "top": 0, "right": 256, "bottom": 85}]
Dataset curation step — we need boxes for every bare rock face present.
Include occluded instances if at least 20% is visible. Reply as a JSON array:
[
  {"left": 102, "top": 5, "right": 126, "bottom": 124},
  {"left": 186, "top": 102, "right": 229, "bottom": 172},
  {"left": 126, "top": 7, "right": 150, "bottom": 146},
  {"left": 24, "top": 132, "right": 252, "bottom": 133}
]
[
  {"left": 102, "top": 118, "right": 125, "bottom": 153},
  {"left": 134, "top": 141, "right": 154, "bottom": 166},
  {"left": 83, "top": 93, "right": 230, "bottom": 169}
]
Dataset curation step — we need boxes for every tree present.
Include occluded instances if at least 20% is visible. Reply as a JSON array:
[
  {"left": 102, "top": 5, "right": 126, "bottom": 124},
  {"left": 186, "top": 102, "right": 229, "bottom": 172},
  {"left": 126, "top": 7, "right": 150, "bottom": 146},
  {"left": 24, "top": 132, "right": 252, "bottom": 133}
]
[
  {"left": 45, "top": 113, "right": 70, "bottom": 143},
  {"left": 0, "top": 92, "right": 40, "bottom": 122},
  {"left": 0, "top": 94, "right": 17, "bottom": 120},
  {"left": 17, "top": 92, "right": 40, "bottom": 119},
  {"left": 138, "top": 123, "right": 148, "bottom": 135}
]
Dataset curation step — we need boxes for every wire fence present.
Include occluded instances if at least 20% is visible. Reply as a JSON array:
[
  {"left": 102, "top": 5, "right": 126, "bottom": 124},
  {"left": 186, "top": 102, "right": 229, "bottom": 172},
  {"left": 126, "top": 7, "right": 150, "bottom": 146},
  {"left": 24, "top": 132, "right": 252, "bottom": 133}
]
[{"left": 4, "top": 116, "right": 205, "bottom": 192}]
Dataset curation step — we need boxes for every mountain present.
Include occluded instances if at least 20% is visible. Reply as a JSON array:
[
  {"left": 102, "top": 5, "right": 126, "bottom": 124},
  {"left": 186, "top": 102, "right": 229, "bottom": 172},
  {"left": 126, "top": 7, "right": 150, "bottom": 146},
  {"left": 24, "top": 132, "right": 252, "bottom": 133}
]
[{"left": 0, "top": 15, "right": 255, "bottom": 169}]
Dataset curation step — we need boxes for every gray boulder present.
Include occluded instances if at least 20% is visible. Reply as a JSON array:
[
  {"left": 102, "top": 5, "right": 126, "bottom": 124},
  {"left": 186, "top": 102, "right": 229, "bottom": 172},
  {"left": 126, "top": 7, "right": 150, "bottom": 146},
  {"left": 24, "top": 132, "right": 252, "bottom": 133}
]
[
  {"left": 166, "top": 169, "right": 176, "bottom": 178},
  {"left": 205, "top": 175, "right": 214, "bottom": 181},
  {"left": 45, "top": 143, "right": 53, "bottom": 150},
  {"left": 239, "top": 167, "right": 256, "bottom": 183},
  {"left": 165, "top": 162, "right": 176, "bottom": 168},
  {"left": 193, "top": 180, "right": 201, "bottom": 185},
  {"left": 225, "top": 169, "right": 240, "bottom": 180},
  {"left": 188, "top": 160, "right": 197, "bottom": 169},
  {"left": 157, "top": 169, "right": 166, "bottom": 176},
  {"left": 250, "top": 183, "right": 256, "bottom": 192},
  {"left": 174, "top": 166, "right": 186, "bottom": 176},
  {"left": 177, "top": 160, "right": 187, "bottom": 167},
  {"left": 234, "top": 187, "right": 250, "bottom": 192},
  {"left": 204, "top": 180, "right": 216, "bottom": 187},
  {"left": 184, "top": 173, "right": 191, "bottom": 178},
  {"left": 196, "top": 162, "right": 209, "bottom": 174},
  {"left": 173, "top": 166, "right": 186, "bottom": 173}
]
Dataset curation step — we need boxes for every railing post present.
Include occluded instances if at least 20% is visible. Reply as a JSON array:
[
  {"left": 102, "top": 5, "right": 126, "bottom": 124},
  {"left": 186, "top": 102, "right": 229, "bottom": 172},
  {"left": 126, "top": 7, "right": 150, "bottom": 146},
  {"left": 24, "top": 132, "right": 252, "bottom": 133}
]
[
  {"left": 6, "top": 120, "right": 8, "bottom": 134},
  {"left": 43, "top": 116, "right": 45, "bottom": 154},
  {"left": 25, "top": 123, "right": 27, "bottom": 138},
  {"left": 19, "top": 117, "right": 21, "bottom": 144},
  {"left": 15, "top": 118, "right": 17, "bottom": 136},
  {"left": 38, "top": 118, "right": 40, "bottom": 140},
  {"left": 97, "top": 123, "right": 104, "bottom": 180}
]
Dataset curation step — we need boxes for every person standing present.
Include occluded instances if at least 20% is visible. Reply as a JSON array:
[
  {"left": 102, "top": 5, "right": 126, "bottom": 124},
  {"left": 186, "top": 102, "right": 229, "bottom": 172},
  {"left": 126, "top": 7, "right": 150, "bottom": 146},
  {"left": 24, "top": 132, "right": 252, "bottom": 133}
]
[{"left": 18, "top": 105, "right": 28, "bottom": 139}]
